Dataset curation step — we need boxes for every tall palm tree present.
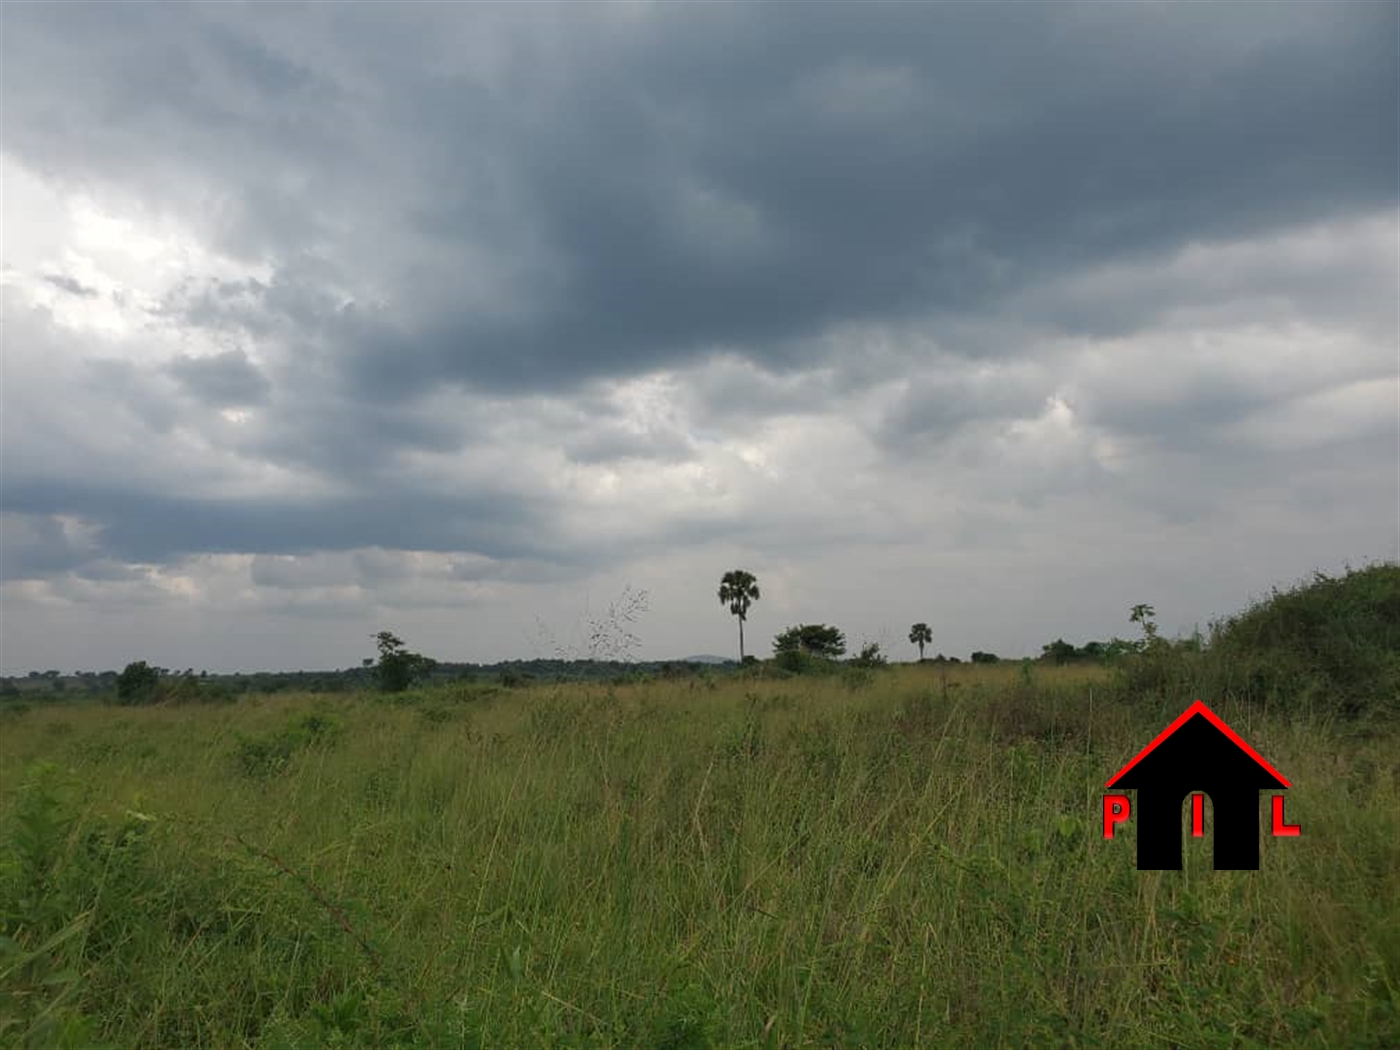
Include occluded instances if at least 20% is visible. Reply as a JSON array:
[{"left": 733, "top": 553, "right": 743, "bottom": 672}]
[
  {"left": 718, "top": 570, "right": 761, "bottom": 662},
  {"left": 909, "top": 622, "right": 932, "bottom": 662}
]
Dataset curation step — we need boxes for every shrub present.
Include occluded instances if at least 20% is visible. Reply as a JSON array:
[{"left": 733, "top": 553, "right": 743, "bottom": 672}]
[
  {"left": 1203, "top": 564, "right": 1400, "bottom": 718},
  {"left": 372, "top": 631, "right": 436, "bottom": 694},
  {"left": 115, "top": 661, "right": 160, "bottom": 705},
  {"left": 774, "top": 649, "right": 839, "bottom": 675},
  {"left": 233, "top": 713, "right": 343, "bottom": 777},
  {"left": 849, "top": 642, "right": 887, "bottom": 668},
  {"left": 1107, "top": 566, "right": 1400, "bottom": 720},
  {"left": 773, "top": 624, "right": 847, "bottom": 659}
]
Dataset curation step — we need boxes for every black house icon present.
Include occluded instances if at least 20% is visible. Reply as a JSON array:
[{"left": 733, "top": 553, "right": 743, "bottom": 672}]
[{"left": 1106, "top": 701, "right": 1290, "bottom": 870}]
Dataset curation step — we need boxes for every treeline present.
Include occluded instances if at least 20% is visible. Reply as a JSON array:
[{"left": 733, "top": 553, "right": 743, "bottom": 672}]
[
  {"left": 5, "top": 564, "right": 1394, "bottom": 720},
  {"left": 0, "top": 658, "right": 724, "bottom": 705}
]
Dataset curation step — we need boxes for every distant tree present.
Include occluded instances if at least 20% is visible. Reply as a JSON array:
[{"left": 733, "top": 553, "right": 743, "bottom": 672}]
[
  {"left": 165, "top": 672, "right": 205, "bottom": 705},
  {"left": 908, "top": 623, "right": 933, "bottom": 661},
  {"left": 718, "top": 570, "right": 761, "bottom": 662},
  {"left": 115, "top": 661, "right": 160, "bottom": 705},
  {"left": 1129, "top": 603, "right": 1160, "bottom": 649},
  {"left": 850, "top": 641, "right": 887, "bottom": 668},
  {"left": 1041, "top": 639, "right": 1078, "bottom": 665},
  {"left": 969, "top": 651, "right": 999, "bottom": 665},
  {"left": 372, "top": 631, "right": 436, "bottom": 693},
  {"left": 774, "top": 623, "right": 846, "bottom": 659}
]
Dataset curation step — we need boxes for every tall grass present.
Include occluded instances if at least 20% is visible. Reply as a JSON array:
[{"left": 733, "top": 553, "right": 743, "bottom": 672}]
[{"left": 1, "top": 663, "right": 1397, "bottom": 1048}]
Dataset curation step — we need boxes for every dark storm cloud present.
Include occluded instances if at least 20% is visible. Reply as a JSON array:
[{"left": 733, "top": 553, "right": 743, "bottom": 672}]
[
  {"left": 0, "top": 514, "right": 93, "bottom": 582},
  {"left": 242, "top": 396, "right": 478, "bottom": 480},
  {"left": 0, "top": 0, "right": 1396, "bottom": 672},
  {"left": 342, "top": 0, "right": 1398, "bottom": 394},
  {"left": 167, "top": 349, "right": 271, "bottom": 407},
  {"left": 3, "top": 1, "right": 1394, "bottom": 399},
  {"left": 877, "top": 364, "right": 1054, "bottom": 447},
  {"left": 0, "top": 478, "right": 565, "bottom": 567}
]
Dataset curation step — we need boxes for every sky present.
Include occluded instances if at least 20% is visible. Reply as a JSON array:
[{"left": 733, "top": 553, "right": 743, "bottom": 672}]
[{"left": 1, "top": 0, "right": 1397, "bottom": 674}]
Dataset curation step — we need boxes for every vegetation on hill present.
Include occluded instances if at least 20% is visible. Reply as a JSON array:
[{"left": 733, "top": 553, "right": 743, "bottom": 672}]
[
  {"left": 1200, "top": 563, "right": 1400, "bottom": 719},
  {"left": 1014, "top": 567, "right": 1400, "bottom": 723}
]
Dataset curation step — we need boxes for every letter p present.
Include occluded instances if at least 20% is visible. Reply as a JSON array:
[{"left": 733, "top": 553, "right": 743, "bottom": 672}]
[{"left": 1103, "top": 794, "right": 1131, "bottom": 838}]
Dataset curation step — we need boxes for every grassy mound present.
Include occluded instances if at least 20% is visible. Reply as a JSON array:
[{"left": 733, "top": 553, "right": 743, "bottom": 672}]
[{"left": 1204, "top": 563, "right": 1400, "bottom": 718}]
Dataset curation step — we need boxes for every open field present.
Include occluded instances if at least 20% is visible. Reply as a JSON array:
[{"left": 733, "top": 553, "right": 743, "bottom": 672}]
[{"left": 2, "top": 661, "right": 1398, "bottom": 1048}]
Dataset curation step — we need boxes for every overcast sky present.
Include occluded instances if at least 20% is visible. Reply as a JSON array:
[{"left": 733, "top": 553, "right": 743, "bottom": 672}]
[{"left": 2, "top": 0, "right": 1397, "bottom": 674}]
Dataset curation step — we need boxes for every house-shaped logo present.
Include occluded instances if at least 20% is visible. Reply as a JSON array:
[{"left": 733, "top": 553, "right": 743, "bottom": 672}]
[{"left": 1103, "top": 700, "right": 1300, "bottom": 870}]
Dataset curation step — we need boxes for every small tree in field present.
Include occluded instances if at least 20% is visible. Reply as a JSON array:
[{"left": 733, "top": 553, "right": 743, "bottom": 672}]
[
  {"left": 718, "top": 570, "right": 761, "bottom": 662},
  {"left": 850, "top": 641, "right": 887, "bottom": 668},
  {"left": 1129, "top": 603, "right": 1162, "bottom": 651},
  {"left": 115, "top": 661, "right": 160, "bottom": 705},
  {"left": 773, "top": 623, "right": 846, "bottom": 659},
  {"left": 372, "top": 631, "right": 436, "bottom": 693},
  {"left": 909, "top": 623, "right": 932, "bottom": 661}
]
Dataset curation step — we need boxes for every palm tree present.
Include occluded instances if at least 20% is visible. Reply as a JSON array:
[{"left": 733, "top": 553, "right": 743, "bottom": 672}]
[
  {"left": 718, "top": 570, "right": 761, "bottom": 662},
  {"left": 909, "top": 622, "right": 932, "bottom": 662}
]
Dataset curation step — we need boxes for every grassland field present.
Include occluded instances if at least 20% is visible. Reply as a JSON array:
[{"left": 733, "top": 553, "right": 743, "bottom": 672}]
[{"left": 2, "top": 659, "right": 1398, "bottom": 1049}]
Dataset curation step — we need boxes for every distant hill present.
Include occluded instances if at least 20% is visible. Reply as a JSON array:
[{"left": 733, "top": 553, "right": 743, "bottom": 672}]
[{"left": 679, "top": 654, "right": 733, "bottom": 665}]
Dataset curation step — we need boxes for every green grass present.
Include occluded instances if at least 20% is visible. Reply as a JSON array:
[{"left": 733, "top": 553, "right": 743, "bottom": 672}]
[{"left": 2, "top": 663, "right": 1398, "bottom": 1048}]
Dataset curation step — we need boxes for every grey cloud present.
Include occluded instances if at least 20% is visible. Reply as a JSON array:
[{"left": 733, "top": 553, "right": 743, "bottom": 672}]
[
  {"left": 167, "top": 349, "right": 271, "bottom": 407},
  {"left": 564, "top": 424, "right": 695, "bottom": 466},
  {"left": 241, "top": 396, "right": 473, "bottom": 480},
  {"left": 73, "top": 559, "right": 151, "bottom": 582},
  {"left": 0, "top": 466, "right": 736, "bottom": 593},
  {"left": 353, "top": 549, "right": 415, "bottom": 584},
  {"left": 876, "top": 362, "right": 1056, "bottom": 448},
  {"left": 446, "top": 555, "right": 581, "bottom": 586},
  {"left": 377, "top": 0, "right": 1396, "bottom": 393},
  {"left": 0, "top": 478, "right": 567, "bottom": 567},
  {"left": 3, "top": 2, "right": 1394, "bottom": 399},
  {"left": 0, "top": 514, "right": 95, "bottom": 581},
  {"left": 0, "top": 1, "right": 1395, "bottom": 673},
  {"left": 81, "top": 359, "right": 181, "bottom": 434},
  {"left": 250, "top": 553, "right": 353, "bottom": 590},
  {"left": 42, "top": 273, "right": 98, "bottom": 298}
]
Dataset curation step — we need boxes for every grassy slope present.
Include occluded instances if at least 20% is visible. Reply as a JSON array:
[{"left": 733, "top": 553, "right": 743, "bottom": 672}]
[{"left": 1, "top": 663, "right": 1397, "bottom": 1048}]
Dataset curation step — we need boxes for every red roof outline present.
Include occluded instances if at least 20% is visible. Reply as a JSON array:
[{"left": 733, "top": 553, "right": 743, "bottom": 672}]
[{"left": 1105, "top": 699, "right": 1291, "bottom": 789}]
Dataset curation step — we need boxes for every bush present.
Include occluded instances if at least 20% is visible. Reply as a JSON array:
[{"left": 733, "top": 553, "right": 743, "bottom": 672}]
[
  {"left": 773, "top": 649, "right": 839, "bottom": 676},
  {"left": 1203, "top": 564, "right": 1400, "bottom": 719},
  {"left": 115, "top": 661, "right": 160, "bottom": 705},
  {"left": 372, "top": 631, "right": 436, "bottom": 694},
  {"left": 773, "top": 624, "right": 847, "bottom": 659},
  {"left": 1108, "top": 565, "right": 1400, "bottom": 720},
  {"left": 233, "top": 713, "right": 343, "bottom": 777},
  {"left": 848, "top": 642, "right": 887, "bottom": 668}
]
